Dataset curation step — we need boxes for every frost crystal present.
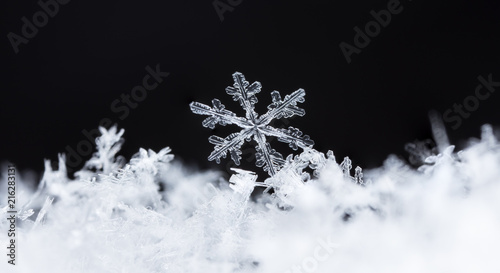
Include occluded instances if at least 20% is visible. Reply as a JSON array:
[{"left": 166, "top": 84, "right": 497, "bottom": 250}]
[
  {"left": 75, "top": 126, "right": 126, "bottom": 180},
  {"left": 340, "top": 156, "right": 364, "bottom": 185},
  {"left": 190, "top": 72, "right": 314, "bottom": 176}
]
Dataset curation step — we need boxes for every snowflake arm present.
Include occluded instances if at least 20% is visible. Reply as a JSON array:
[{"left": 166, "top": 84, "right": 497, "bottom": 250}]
[
  {"left": 207, "top": 129, "right": 253, "bottom": 165},
  {"left": 258, "top": 89, "right": 306, "bottom": 126},
  {"left": 253, "top": 130, "right": 285, "bottom": 176},
  {"left": 260, "top": 126, "right": 314, "bottom": 150},
  {"left": 225, "top": 72, "right": 261, "bottom": 121},
  {"left": 189, "top": 99, "right": 251, "bottom": 129}
]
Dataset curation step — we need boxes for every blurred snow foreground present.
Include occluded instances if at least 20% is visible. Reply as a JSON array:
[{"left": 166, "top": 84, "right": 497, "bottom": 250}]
[{"left": 1, "top": 125, "right": 500, "bottom": 273}]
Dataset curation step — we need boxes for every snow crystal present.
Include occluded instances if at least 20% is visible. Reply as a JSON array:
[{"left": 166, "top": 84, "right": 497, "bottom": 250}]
[{"left": 190, "top": 72, "right": 314, "bottom": 176}]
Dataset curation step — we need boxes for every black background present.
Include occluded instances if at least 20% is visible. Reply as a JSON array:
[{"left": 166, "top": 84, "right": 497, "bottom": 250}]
[{"left": 1, "top": 0, "right": 499, "bottom": 178}]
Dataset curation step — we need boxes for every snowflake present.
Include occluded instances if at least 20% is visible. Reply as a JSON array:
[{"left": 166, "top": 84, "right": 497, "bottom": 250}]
[{"left": 190, "top": 72, "right": 314, "bottom": 176}]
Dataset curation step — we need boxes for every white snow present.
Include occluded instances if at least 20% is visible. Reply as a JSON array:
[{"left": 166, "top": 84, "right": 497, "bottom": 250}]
[{"left": 1, "top": 124, "right": 500, "bottom": 272}]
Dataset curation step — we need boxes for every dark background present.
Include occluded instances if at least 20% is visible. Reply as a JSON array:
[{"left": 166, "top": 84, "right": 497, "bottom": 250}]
[{"left": 1, "top": 0, "right": 499, "bottom": 178}]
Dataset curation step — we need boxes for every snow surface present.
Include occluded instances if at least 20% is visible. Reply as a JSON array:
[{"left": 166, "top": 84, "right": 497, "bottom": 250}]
[{"left": 2, "top": 125, "right": 500, "bottom": 273}]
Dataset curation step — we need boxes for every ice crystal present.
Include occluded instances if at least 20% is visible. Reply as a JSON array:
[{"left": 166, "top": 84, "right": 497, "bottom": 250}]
[
  {"left": 338, "top": 156, "right": 364, "bottom": 185},
  {"left": 129, "top": 147, "right": 174, "bottom": 175},
  {"left": 228, "top": 168, "right": 260, "bottom": 196},
  {"left": 75, "top": 126, "right": 126, "bottom": 180},
  {"left": 190, "top": 72, "right": 314, "bottom": 176}
]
